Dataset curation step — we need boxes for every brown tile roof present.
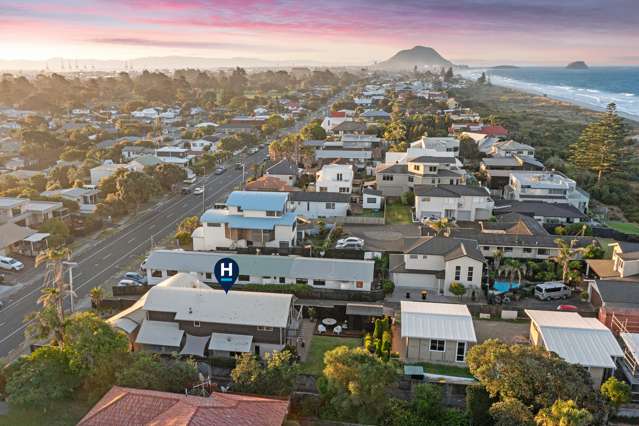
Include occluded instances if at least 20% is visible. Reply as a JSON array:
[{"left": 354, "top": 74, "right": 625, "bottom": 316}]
[
  {"left": 78, "top": 386, "right": 289, "bottom": 426},
  {"left": 244, "top": 176, "right": 298, "bottom": 192}
]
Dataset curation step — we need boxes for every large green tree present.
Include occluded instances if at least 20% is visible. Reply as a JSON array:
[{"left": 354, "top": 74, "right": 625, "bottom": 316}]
[
  {"left": 535, "top": 399, "right": 593, "bottom": 426},
  {"left": 231, "top": 350, "right": 297, "bottom": 396},
  {"left": 569, "top": 103, "right": 629, "bottom": 183}
]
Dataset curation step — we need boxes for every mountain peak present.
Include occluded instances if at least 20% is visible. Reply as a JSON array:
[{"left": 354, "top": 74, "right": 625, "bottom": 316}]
[{"left": 376, "top": 46, "right": 452, "bottom": 70}]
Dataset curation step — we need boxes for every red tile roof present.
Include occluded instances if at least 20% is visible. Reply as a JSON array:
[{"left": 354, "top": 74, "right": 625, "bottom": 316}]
[
  {"left": 330, "top": 111, "right": 346, "bottom": 118},
  {"left": 78, "top": 386, "right": 289, "bottom": 426},
  {"left": 481, "top": 125, "right": 509, "bottom": 136}
]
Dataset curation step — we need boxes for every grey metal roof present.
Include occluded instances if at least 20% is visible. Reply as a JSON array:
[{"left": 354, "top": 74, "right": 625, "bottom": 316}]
[
  {"left": 363, "top": 188, "right": 383, "bottom": 196},
  {"left": 493, "top": 200, "right": 586, "bottom": 219},
  {"left": 267, "top": 159, "right": 298, "bottom": 176},
  {"left": 376, "top": 163, "right": 408, "bottom": 174},
  {"left": 288, "top": 192, "right": 351, "bottom": 203},
  {"left": 593, "top": 280, "right": 639, "bottom": 307},
  {"left": 414, "top": 184, "right": 489, "bottom": 198},
  {"left": 332, "top": 121, "right": 367, "bottom": 132},
  {"left": 406, "top": 237, "right": 485, "bottom": 262},
  {"left": 146, "top": 250, "right": 375, "bottom": 283},
  {"left": 409, "top": 156, "right": 457, "bottom": 164}
]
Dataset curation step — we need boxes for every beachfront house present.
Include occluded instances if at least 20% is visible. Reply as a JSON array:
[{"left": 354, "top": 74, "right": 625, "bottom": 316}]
[
  {"left": 414, "top": 184, "right": 494, "bottom": 221},
  {"left": 503, "top": 171, "right": 590, "bottom": 212}
]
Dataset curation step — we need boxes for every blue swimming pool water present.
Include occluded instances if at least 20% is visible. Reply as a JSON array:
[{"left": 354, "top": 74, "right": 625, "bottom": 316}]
[{"left": 493, "top": 280, "right": 520, "bottom": 293}]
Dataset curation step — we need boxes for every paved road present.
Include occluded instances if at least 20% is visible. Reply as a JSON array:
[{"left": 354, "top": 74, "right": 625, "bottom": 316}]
[{"left": 0, "top": 88, "right": 345, "bottom": 358}]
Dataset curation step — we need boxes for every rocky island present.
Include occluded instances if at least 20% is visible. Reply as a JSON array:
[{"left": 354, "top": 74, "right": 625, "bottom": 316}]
[{"left": 566, "top": 61, "right": 589, "bottom": 69}]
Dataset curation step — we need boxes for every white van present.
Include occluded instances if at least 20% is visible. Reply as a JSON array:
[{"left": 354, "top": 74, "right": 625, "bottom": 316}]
[
  {"left": 183, "top": 176, "right": 197, "bottom": 184},
  {"left": 0, "top": 256, "right": 24, "bottom": 271},
  {"left": 534, "top": 282, "right": 571, "bottom": 301}
]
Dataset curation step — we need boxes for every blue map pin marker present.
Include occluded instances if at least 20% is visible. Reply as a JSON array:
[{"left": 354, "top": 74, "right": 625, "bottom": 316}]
[{"left": 214, "top": 257, "right": 239, "bottom": 294}]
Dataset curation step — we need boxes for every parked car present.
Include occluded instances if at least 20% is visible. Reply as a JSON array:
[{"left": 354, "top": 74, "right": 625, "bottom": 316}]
[
  {"left": 534, "top": 282, "right": 571, "bottom": 301},
  {"left": 181, "top": 186, "right": 192, "bottom": 195},
  {"left": 0, "top": 256, "right": 24, "bottom": 271},
  {"left": 193, "top": 187, "right": 204, "bottom": 195},
  {"left": 117, "top": 279, "right": 138, "bottom": 287},
  {"left": 183, "top": 176, "right": 197, "bottom": 184},
  {"left": 336, "top": 241, "right": 364, "bottom": 250},
  {"left": 214, "top": 167, "right": 226, "bottom": 175},
  {"left": 124, "top": 272, "right": 147, "bottom": 285},
  {"left": 336, "top": 237, "right": 364, "bottom": 246}
]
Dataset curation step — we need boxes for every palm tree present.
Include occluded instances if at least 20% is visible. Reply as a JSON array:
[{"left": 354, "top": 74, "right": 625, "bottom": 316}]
[
  {"left": 427, "top": 217, "right": 452, "bottom": 236},
  {"left": 90, "top": 287, "right": 105, "bottom": 311},
  {"left": 554, "top": 238, "right": 584, "bottom": 284},
  {"left": 500, "top": 259, "right": 527, "bottom": 291}
]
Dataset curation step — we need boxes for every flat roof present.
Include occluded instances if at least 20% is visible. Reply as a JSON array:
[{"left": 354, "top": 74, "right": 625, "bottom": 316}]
[
  {"left": 400, "top": 301, "right": 477, "bottom": 343},
  {"left": 199, "top": 210, "right": 297, "bottom": 230},
  {"left": 209, "top": 333, "right": 253, "bottom": 353},
  {"left": 146, "top": 250, "right": 375, "bottom": 284},
  {"left": 525, "top": 310, "right": 623, "bottom": 368},
  {"left": 135, "top": 320, "right": 184, "bottom": 347}
]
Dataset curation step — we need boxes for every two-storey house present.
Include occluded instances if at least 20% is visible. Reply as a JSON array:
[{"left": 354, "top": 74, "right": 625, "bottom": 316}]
[
  {"left": 414, "top": 184, "right": 494, "bottom": 221},
  {"left": 192, "top": 191, "right": 297, "bottom": 250},
  {"left": 504, "top": 171, "right": 590, "bottom": 212},
  {"left": 315, "top": 163, "right": 354, "bottom": 194}
]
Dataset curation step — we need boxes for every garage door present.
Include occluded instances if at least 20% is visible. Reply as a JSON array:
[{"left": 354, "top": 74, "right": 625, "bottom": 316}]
[
  {"left": 392, "top": 272, "right": 438, "bottom": 290},
  {"left": 457, "top": 210, "right": 471, "bottom": 221}
]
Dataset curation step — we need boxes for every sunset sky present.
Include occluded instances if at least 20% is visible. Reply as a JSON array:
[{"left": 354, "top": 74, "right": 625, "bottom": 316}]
[{"left": 1, "top": 0, "right": 638, "bottom": 66}]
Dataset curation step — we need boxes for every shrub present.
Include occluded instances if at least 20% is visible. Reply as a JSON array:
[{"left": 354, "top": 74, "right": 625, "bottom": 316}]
[{"left": 382, "top": 279, "right": 395, "bottom": 295}]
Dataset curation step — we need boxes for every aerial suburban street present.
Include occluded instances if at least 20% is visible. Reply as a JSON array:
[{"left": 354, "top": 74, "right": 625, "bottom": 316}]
[{"left": 0, "top": 97, "right": 336, "bottom": 359}]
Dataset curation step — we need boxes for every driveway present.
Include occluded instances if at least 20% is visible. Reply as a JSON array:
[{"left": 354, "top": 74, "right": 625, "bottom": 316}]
[
  {"left": 473, "top": 319, "right": 530, "bottom": 344},
  {"left": 343, "top": 224, "right": 421, "bottom": 252}
]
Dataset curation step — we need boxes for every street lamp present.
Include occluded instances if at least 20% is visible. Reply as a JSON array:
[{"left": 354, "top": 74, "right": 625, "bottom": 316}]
[{"left": 62, "top": 261, "right": 78, "bottom": 312}]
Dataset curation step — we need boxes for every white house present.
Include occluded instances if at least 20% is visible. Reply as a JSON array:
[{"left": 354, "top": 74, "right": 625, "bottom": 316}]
[
  {"left": 266, "top": 159, "right": 298, "bottom": 186},
  {"left": 414, "top": 184, "right": 494, "bottom": 221},
  {"left": 504, "top": 171, "right": 590, "bottom": 212},
  {"left": 41, "top": 187, "right": 99, "bottom": 214},
  {"left": 90, "top": 161, "right": 135, "bottom": 186},
  {"left": 525, "top": 309, "right": 624, "bottom": 387},
  {"left": 145, "top": 250, "right": 375, "bottom": 291},
  {"left": 192, "top": 191, "right": 297, "bottom": 250},
  {"left": 390, "top": 237, "right": 485, "bottom": 296},
  {"left": 131, "top": 108, "right": 160, "bottom": 119},
  {"left": 316, "top": 163, "right": 354, "bottom": 194},
  {"left": 154, "top": 146, "right": 193, "bottom": 167},
  {"left": 412, "top": 136, "right": 460, "bottom": 154},
  {"left": 362, "top": 188, "right": 384, "bottom": 210},
  {"left": 320, "top": 116, "right": 350, "bottom": 133},
  {"left": 489, "top": 140, "right": 535, "bottom": 157},
  {"left": 401, "top": 301, "right": 477, "bottom": 364},
  {"left": 287, "top": 192, "right": 350, "bottom": 219}
]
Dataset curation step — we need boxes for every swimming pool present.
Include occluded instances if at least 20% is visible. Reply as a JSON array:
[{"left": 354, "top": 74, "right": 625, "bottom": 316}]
[{"left": 493, "top": 280, "right": 520, "bottom": 293}]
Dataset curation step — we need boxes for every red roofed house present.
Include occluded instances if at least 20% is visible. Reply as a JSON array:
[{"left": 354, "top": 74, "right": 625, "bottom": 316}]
[
  {"left": 244, "top": 175, "right": 299, "bottom": 192},
  {"left": 78, "top": 386, "right": 289, "bottom": 426},
  {"left": 330, "top": 111, "right": 347, "bottom": 118},
  {"left": 480, "top": 125, "right": 509, "bottom": 137}
]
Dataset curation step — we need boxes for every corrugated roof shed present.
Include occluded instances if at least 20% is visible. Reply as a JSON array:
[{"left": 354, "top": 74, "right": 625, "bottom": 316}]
[{"left": 401, "top": 301, "right": 477, "bottom": 342}]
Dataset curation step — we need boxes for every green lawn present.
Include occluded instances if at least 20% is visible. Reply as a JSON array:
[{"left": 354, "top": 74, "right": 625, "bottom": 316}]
[
  {"left": 0, "top": 399, "right": 93, "bottom": 426},
  {"left": 607, "top": 221, "right": 639, "bottom": 235},
  {"left": 385, "top": 203, "right": 413, "bottom": 224},
  {"left": 413, "top": 362, "right": 474, "bottom": 378},
  {"left": 357, "top": 209, "right": 384, "bottom": 218},
  {"left": 300, "top": 335, "right": 361, "bottom": 376}
]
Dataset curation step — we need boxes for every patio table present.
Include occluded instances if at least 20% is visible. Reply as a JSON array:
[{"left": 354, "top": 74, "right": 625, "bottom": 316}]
[{"left": 322, "top": 318, "right": 337, "bottom": 326}]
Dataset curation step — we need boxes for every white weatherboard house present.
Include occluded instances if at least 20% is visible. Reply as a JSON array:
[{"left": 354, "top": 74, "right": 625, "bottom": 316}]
[
  {"left": 266, "top": 159, "right": 298, "bottom": 186},
  {"left": 414, "top": 184, "right": 494, "bottom": 221},
  {"left": 362, "top": 188, "right": 384, "bottom": 210},
  {"left": 525, "top": 309, "right": 624, "bottom": 387},
  {"left": 390, "top": 237, "right": 485, "bottom": 296},
  {"left": 315, "top": 163, "right": 354, "bottom": 194},
  {"left": 192, "top": 191, "right": 297, "bottom": 250},
  {"left": 400, "top": 301, "right": 477, "bottom": 365},
  {"left": 287, "top": 192, "right": 350, "bottom": 219},
  {"left": 145, "top": 250, "right": 375, "bottom": 291}
]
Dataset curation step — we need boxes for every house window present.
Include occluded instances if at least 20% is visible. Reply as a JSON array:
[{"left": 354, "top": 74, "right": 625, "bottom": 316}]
[
  {"left": 408, "top": 176, "right": 414, "bottom": 183},
  {"left": 279, "top": 277, "right": 286, "bottom": 284},
  {"left": 454, "top": 266, "right": 461, "bottom": 281},
  {"left": 205, "top": 272, "right": 212, "bottom": 280},
  {"left": 193, "top": 321, "right": 201, "bottom": 328},
  {"left": 483, "top": 246, "right": 490, "bottom": 251},
  {"left": 538, "top": 249, "right": 548, "bottom": 255},
  {"left": 326, "top": 202, "right": 335, "bottom": 209},
  {"left": 206, "top": 222, "right": 220, "bottom": 227},
  {"left": 523, "top": 247, "right": 532, "bottom": 253},
  {"left": 382, "top": 175, "right": 394, "bottom": 181},
  {"left": 257, "top": 326, "right": 273, "bottom": 332},
  {"left": 421, "top": 197, "right": 431, "bottom": 202},
  {"left": 336, "top": 173, "right": 343, "bottom": 181},
  {"left": 429, "top": 166, "right": 437, "bottom": 172},
  {"left": 167, "top": 270, "right": 177, "bottom": 276},
  {"left": 339, "top": 187, "right": 349, "bottom": 193},
  {"left": 412, "top": 165, "right": 420, "bottom": 171},
  {"left": 266, "top": 210, "right": 280, "bottom": 217},
  {"left": 503, "top": 247, "right": 512, "bottom": 253},
  {"left": 356, "top": 281, "right": 364, "bottom": 289},
  {"left": 313, "top": 279, "right": 326, "bottom": 286},
  {"left": 456, "top": 342, "right": 466, "bottom": 362},
  {"left": 467, "top": 267, "right": 474, "bottom": 282},
  {"left": 409, "top": 254, "right": 418, "bottom": 259},
  {"left": 239, "top": 274, "right": 250, "bottom": 282},
  {"left": 319, "top": 187, "right": 328, "bottom": 192},
  {"left": 430, "top": 339, "right": 445, "bottom": 352},
  {"left": 151, "top": 269, "right": 163, "bottom": 278},
  {"left": 366, "top": 198, "right": 376, "bottom": 204},
  {"left": 296, "top": 278, "right": 308, "bottom": 284}
]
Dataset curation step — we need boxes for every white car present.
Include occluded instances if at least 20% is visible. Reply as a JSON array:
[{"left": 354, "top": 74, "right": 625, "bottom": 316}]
[
  {"left": 336, "top": 237, "right": 364, "bottom": 246},
  {"left": 336, "top": 241, "right": 364, "bottom": 250},
  {"left": 117, "top": 279, "right": 138, "bottom": 287},
  {"left": 0, "top": 256, "right": 24, "bottom": 271},
  {"left": 193, "top": 187, "right": 204, "bottom": 195}
]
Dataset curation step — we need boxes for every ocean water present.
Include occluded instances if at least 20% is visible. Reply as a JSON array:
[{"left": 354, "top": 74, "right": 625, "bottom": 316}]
[{"left": 460, "top": 67, "right": 639, "bottom": 120}]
